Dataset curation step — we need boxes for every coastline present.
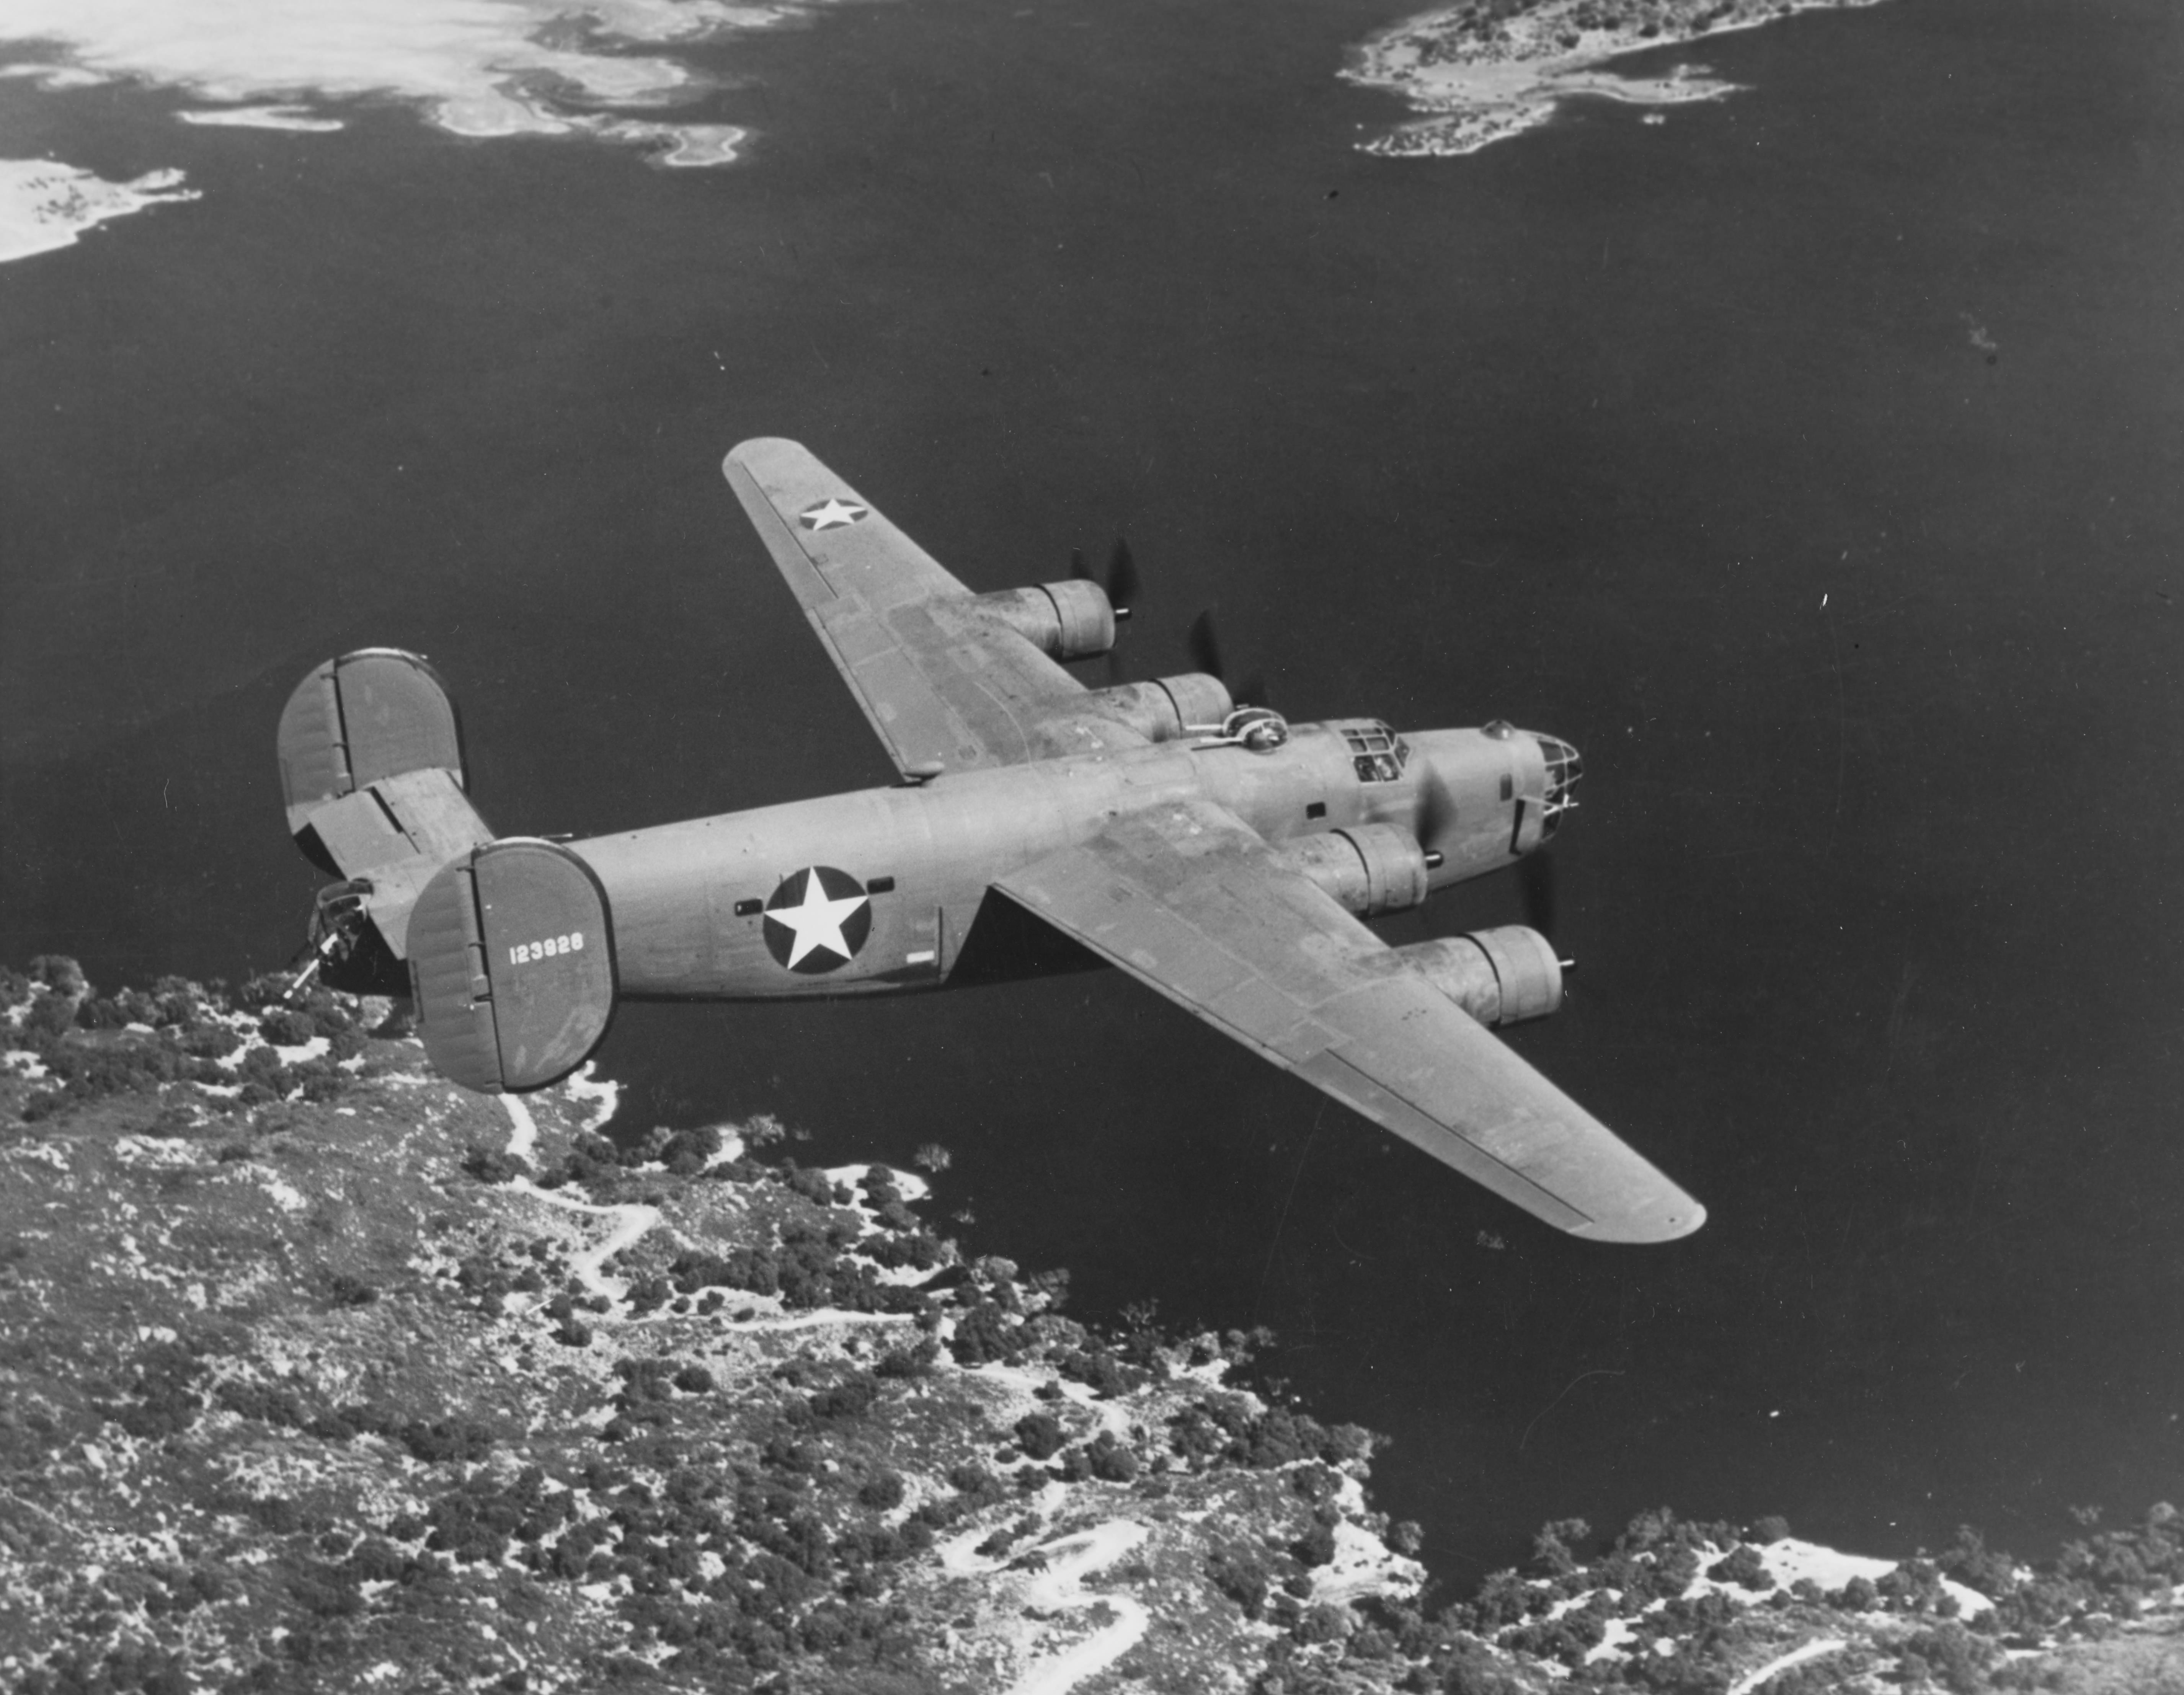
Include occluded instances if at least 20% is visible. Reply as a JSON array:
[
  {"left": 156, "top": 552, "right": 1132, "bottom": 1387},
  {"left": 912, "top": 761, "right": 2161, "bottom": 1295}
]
[
  {"left": 6, "top": 959, "right": 2182, "bottom": 1690},
  {"left": 1344, "top": 0, "right": 1893, "bottom": 157},
  {"left": 0, "top": 158, "right": 198, "bottom": 266},
  {"left": 0, "top": 0, "right": 780, "bottom": 179}
]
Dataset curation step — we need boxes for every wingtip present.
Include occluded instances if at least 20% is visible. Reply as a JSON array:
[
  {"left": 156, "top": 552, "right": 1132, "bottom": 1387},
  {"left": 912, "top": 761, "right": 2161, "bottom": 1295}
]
[
  {"left": 1574, "top": 1192, "right": 1707, "bottom": 1246},
  {"left": 723, "top": 436, "right": 803, "bottom": 477}
]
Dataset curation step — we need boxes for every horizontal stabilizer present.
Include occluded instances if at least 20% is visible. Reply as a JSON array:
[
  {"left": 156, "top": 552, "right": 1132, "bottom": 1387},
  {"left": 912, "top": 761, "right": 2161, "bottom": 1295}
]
[{"left": 410, "top": 839, "right": 617, "bottom": 1093}]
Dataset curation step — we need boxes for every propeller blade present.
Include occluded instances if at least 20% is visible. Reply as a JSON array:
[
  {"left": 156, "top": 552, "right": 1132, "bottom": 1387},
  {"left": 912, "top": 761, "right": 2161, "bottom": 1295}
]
[
  {"left": 1186, "top": 609, "right": 1226, "bottom": 682},
  {"left": 1071, "top": 546, "right": 1092, "bottom": 581},
  {"left": 1519, "top": 852, "right": 1558, "bottom": 938},
  {"left": 1106, "top": 537, "right": 1141, "bottom": 613},
  {"left": 1416, "top": 774, "right": 1455, "bottom": 848}
]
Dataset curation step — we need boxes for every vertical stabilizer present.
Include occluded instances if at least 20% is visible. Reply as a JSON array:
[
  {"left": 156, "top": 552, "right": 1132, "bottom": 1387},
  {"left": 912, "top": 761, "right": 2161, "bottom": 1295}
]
[{"left": 276, "top": 649, "right": 492, "bottom": 963}]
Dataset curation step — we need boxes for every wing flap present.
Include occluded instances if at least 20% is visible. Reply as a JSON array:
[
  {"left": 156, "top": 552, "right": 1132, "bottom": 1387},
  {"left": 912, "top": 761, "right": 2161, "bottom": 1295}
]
[{"left": 995, "top": 800, "right": 1704, "bottom": 1244}]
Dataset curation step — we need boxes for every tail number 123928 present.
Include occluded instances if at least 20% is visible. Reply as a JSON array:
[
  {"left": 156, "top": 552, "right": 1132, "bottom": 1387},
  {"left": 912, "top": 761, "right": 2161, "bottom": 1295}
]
[{"left": 510, "top": 933, "right": 585, "bottom": 966}]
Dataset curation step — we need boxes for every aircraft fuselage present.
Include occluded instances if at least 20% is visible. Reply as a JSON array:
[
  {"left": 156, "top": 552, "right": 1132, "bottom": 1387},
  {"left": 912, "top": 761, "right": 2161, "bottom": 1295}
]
[{"left": 571, "top": 719, "right": 1569, "bottom": 999}]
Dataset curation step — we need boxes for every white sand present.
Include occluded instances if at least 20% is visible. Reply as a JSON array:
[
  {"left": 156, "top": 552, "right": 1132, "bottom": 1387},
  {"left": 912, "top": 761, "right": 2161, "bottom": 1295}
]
[
  {"left": 178, "top": 104, "right": 344, "bottom": 131},
  {"left": 500, "top": 1092, "right": 539, "bottom": 1163},
  {"left": 1757, "top": 1536, "right": 1993, "bottom": 1618},
  {"left": 0, "top": 157, "right": 197, "bottom": 264}
]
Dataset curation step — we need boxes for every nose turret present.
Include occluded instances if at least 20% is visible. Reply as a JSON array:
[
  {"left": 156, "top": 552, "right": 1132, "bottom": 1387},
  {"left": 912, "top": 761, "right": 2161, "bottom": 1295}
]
[
  {"left": 1533, "top": 733, "right": 1582, "bottom": 839},
  {"left": 1394, "top": 723, "right": 1584, "bottom": 883}
]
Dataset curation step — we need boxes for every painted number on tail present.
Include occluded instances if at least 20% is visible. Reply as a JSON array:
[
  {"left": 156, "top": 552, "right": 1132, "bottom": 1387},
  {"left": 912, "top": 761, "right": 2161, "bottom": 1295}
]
[{"left": 509, "top": 932, "right": 585, "bottom": 966}]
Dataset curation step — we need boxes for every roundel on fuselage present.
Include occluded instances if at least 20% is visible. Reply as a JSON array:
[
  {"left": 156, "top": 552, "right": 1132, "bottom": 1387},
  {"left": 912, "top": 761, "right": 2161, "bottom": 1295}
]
[{"left": 761, "top": 866, "right": 873, "bottom": 974}]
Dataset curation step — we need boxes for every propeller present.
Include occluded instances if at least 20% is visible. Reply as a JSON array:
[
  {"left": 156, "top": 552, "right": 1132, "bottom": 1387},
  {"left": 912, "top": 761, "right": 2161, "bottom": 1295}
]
[
  {"left": 1519, "top": 850, "right": 1558, "bottom": 940},
  {"left": 1072, "top": 538, "right": 1139, "bottom": 620},
  {"left": 1105, "top": 537, "right": 1139, "bottom": 617},
  {"left": 1076, "top": 538, "right": 1140, "bottom": 681},
  {"left": 1185, "top": 608, "right": 1224, "bottom": 682},
  {"left": 1416, "top": 772, "right": 1456, "bottom": 851},
  {"left": 1185, "top": 609, "right": 1269, "bottom": 710}
]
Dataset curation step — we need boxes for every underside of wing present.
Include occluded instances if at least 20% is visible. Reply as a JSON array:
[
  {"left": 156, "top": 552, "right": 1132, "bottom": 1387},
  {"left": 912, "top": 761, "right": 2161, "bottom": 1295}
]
[
  {"left": 993, "top": 800, "right": 1705, "bottom": 1244},
  {"left": 722, "top": 438, "right": 1147, "bottom": 776}
]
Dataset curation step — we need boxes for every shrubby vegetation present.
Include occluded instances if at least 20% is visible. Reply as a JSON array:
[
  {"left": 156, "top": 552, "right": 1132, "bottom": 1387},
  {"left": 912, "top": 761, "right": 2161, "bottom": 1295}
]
[
  {"left": 1167, "top": 1391, "right": 1373, "bottom": 1474},
  {"left": 1316, "top": 1498, "right": 2184, "bottom": 1693},
  {"left": 4, "top": 956, "right": 373, "bottom": 1124},
  {"left": 28, "top": 961, "right": 2184, "bottom": 1695}
]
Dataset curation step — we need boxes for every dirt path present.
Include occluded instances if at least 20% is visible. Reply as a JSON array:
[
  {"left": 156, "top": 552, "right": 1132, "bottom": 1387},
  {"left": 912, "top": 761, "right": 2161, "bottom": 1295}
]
[{"left": 499, "top": 1095, "right": 656, "bottom": 1299}]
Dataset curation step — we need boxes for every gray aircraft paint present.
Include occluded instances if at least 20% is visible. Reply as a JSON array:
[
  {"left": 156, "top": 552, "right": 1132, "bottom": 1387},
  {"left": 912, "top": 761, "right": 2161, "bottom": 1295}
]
[{"left": 570, "top": 721, "right": 1532, "bottom": 998}]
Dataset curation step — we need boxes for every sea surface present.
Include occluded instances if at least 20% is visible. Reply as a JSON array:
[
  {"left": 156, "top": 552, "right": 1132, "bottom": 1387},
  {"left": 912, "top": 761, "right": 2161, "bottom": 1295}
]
[{"left": 4, "top": 0, "right": 2181, "bottom": 1581}]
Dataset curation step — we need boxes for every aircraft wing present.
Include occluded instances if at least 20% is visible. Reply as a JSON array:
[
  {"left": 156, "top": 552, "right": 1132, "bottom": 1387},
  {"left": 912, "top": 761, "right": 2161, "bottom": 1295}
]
[
  {"left": 992, "top": 799, "right": 1706, "bottom": 1243},
  {"left": 722, "top": 437, "right": 1147, "bottom": 776}
]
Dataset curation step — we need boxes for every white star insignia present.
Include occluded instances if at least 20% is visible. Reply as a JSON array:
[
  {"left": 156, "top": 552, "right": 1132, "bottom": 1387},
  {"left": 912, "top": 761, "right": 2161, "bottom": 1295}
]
[
  {"left": 769, "top": 878, "right": 869, "bottom": 968},
  {"left": 799, "top": 498, "right": 868, "bottom": 532}
]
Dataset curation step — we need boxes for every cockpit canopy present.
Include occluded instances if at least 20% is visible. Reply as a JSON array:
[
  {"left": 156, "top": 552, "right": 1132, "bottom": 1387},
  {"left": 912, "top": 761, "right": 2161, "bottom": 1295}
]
[{"left": 1329, "top": 718, "right": 1411, "bottom": 785}]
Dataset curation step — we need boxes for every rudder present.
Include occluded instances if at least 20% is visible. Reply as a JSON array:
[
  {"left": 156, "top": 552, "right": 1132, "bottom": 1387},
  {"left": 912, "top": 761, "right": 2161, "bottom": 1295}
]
[
  {"left": 408, "top": 839, "right": 617, "bottom": 1093},
  {"left": 279, "top": 648, "right": 467, "bottom": 844},
  {"left": 276, "top": 649, "right": 491, "bottom": 965}
]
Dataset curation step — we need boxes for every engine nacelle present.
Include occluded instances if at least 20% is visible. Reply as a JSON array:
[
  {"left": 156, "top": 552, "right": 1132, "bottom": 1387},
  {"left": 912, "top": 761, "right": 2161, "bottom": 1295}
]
[
  {"left": 1085, "top": 673, "right": 1233, "bottom": 743},
  {"left": 1274, "top": 823, "right": 1432, "bottom": 916},
  {"left": 974, "top": 580, "right": 1116, "bottom": 660},
  {"left": 1396, "top": 927, "right": 1563, "bottom": 1027}
]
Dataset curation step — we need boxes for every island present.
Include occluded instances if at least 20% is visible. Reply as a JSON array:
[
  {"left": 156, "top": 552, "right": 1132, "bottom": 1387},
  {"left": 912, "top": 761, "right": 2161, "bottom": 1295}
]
[
  {"left": 1345, "top": 0, "right": 1890, "bottom": 157},
  {"left": 0, "top": 158, "right": 198, "bottom": 266},
  {"left": 0, "top": 0, "right": 772, "bottom": 179},
  {"left": 3, "top": 957, "right": 2180, "bottom": 1692}
]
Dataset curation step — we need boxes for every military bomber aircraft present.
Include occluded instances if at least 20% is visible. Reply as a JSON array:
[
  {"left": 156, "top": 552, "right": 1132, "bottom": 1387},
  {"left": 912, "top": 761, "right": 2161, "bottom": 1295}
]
[{"left": 276, "top": 439, "right": 1705, "bottom": 1244}]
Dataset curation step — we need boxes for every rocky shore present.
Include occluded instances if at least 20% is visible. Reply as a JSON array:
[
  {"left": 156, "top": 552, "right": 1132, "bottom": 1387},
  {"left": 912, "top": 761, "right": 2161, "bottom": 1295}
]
[
  {"left": 1345, "top": 0, "right": 1890, "bottom": 157},
  {"left": 3, "top": 959, "right": 2179, "bottom": 1692}
]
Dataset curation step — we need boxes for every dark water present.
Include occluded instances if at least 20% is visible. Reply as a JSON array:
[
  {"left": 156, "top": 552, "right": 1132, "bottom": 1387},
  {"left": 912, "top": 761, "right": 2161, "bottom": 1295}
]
[{"left": 5, "top": 0, "right": 2183, "bottom": 1581}]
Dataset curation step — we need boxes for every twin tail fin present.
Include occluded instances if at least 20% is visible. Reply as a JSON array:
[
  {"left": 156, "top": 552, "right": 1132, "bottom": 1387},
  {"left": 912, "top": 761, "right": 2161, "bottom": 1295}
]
[{"left": 277, "top": 649, "right": 616, "bottom": 1092}]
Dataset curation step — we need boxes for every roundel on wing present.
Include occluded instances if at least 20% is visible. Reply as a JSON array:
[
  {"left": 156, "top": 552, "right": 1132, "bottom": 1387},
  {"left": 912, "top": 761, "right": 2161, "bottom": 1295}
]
[{"left": 761, "top": 866, "right": 873, "bottom": 974}]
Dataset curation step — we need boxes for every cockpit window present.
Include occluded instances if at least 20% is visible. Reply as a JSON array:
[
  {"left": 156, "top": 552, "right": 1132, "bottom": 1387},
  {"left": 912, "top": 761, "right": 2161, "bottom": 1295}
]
[{"left": 1341, "top": 721, "right": 1409, "bottom": 784}]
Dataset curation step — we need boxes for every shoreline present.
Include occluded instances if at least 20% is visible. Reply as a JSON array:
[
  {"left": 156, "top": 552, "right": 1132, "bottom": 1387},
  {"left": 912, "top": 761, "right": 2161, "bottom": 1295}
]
[
  {"left": 6, "top": 961, "right": 2184, "bottom": 1690},
  {"left": 1345, "top": 0, "right": 1893, "bottom": 157},
  {"left": 0, "top": 158, "right": 198, "bottom": 266},
  {"left": 0, "top": 0, "right": 783, "bottom": 179}
]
